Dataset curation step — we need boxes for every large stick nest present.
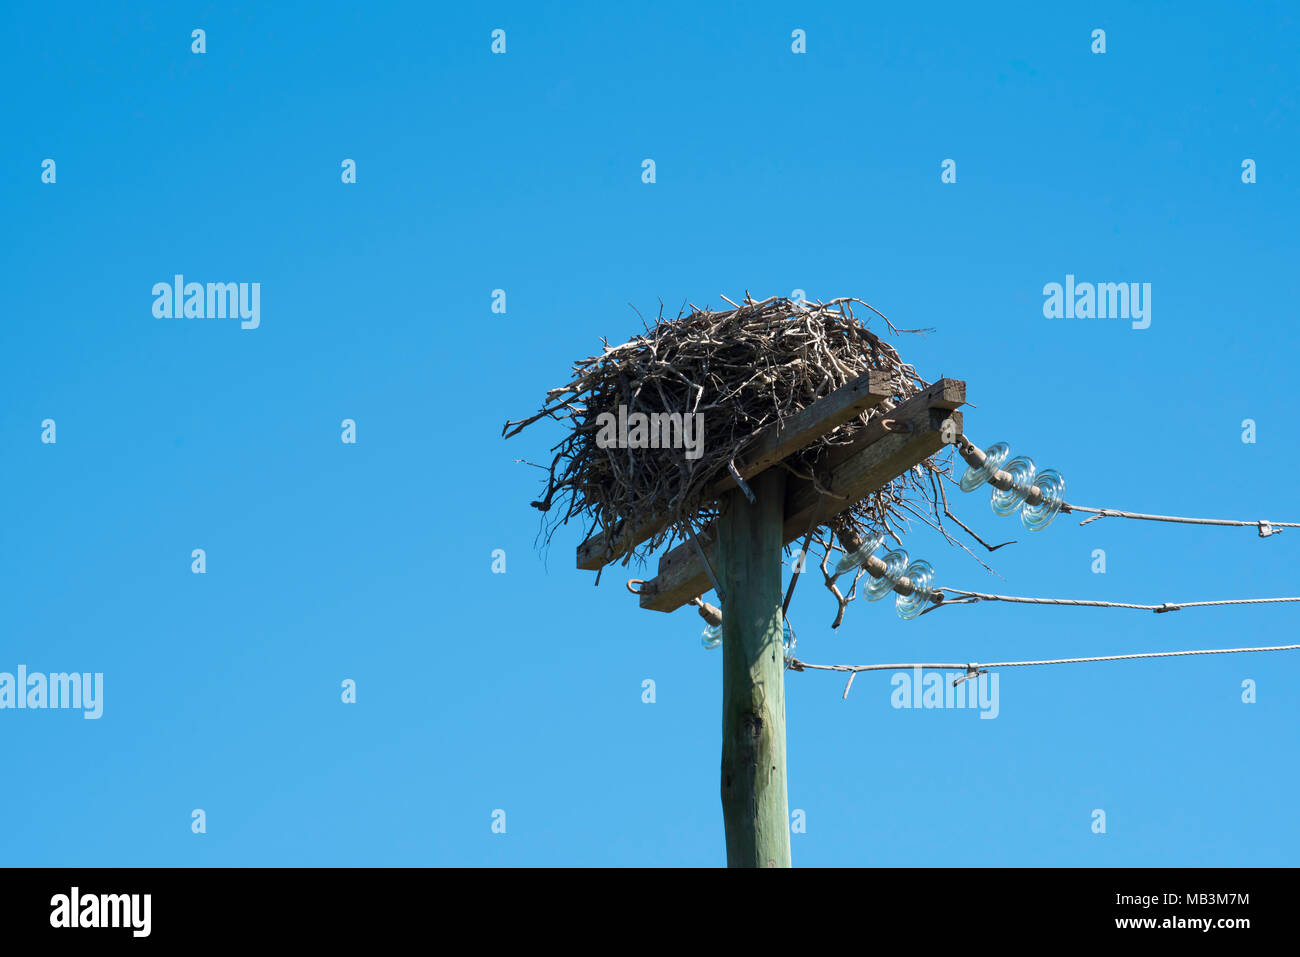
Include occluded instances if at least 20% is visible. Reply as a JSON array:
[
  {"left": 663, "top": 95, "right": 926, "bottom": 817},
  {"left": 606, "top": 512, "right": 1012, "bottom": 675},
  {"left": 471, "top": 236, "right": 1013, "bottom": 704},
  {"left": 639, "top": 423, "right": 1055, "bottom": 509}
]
[{"left": 504, "top": 295, "right": 998, "bottom": 610}]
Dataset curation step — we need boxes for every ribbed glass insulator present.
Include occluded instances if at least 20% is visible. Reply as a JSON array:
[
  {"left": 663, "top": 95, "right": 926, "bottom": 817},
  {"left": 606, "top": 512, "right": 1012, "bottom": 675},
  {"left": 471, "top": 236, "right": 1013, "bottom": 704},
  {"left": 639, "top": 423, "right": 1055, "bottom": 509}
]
[
  {"left": 990, "top": 455, "right": 1037, "bottom": 516},
  {"left": 865, "top": 549, "right": 909, "bottom": 600},
  {"left": 1021, "top": 469, "right": 1065, "bottom": 531},
  {"left": 834, "top": 531, "right": 885, "bottom": 576},
  {"left": 959, "top": 442, "right": 1011, "bottom": 492},
  {"left": 896, "top": 560, "right": 935, "bottom": 620}
]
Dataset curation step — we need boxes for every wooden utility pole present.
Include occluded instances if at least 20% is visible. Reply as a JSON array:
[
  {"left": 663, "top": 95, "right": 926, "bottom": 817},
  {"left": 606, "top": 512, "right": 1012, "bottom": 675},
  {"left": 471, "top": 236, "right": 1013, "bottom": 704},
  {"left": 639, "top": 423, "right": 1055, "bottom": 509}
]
[
  {"left": 575, "top": 373, "right": 967, "bottom": 868},
  {"left": 717, "top": 468, "right": 791, "bottom": 867}
]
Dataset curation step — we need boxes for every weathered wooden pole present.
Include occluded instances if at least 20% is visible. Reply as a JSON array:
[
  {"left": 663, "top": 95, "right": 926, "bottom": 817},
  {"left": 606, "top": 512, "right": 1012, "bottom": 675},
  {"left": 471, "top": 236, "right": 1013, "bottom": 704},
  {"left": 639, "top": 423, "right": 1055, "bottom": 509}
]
[{"left": 716, "top": 467, "right": 791, "bottom": 867}]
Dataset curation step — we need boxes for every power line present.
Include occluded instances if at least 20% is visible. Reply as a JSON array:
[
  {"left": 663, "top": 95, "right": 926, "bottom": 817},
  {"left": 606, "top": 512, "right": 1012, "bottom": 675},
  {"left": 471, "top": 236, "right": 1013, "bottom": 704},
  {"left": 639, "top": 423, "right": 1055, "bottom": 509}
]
[
  {"left": 1066, "top": 504, "right": 1299, "bottom": 535},
  {"left": 789, "top": 642, "right": 1300, "bottom": 697},
  {"left": 932, "top": 589, "right": 1300, "bottom": 614},
  {"left": 953, "top": 435, "right": 1299, "bottom": 537}
]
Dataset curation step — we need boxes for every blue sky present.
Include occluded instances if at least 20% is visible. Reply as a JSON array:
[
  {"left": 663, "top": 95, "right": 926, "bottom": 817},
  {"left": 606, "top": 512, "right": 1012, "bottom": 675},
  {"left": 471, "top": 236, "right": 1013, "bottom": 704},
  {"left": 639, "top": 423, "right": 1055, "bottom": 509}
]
[{"left": 2, "top": 1, "right": 1297, "bottom": 866}]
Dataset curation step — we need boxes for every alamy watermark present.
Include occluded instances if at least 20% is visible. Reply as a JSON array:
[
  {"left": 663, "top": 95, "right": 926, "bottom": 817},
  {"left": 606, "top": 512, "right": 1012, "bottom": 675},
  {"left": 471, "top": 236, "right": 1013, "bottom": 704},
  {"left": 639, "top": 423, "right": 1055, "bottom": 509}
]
[
  {"left": 152, "top": 274, "right": 260, "bottom": 330},
  {"left": 50, "top": 887, "right": 150, "bottom": 937},
  {"left": 0, "top": 666, "right": 103, "bottom": 719},
  {"left": 890, "top": 667, "right": 999, "bottom": 719},
  {"left": 1042, "top": 274, "right": 1150, "bottom": 330},
  {"left": 594, "top": 405, "right": 704, "bottom": 460}
]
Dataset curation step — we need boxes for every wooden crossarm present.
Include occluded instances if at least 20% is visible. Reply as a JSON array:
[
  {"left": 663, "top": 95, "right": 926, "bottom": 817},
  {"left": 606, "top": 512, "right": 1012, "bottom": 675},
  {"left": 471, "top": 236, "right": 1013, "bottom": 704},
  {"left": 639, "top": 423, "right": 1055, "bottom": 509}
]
[{"left": 637, "top": 378, "right": 965, "bottom": 612}]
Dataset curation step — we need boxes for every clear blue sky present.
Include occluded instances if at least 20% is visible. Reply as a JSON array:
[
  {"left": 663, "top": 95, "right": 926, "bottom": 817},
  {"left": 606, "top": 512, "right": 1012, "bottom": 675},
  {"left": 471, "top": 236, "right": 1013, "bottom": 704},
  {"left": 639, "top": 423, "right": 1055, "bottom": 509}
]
[{"left": 3, "top": 1, "right": 1297, "bottom": 866}]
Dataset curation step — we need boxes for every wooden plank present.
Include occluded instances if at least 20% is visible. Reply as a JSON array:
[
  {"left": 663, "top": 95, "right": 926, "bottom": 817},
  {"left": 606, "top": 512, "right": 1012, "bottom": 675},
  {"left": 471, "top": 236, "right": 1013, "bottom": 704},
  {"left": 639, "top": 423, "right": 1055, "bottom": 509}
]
[
  {"left": 711, "top": 368, "right": 894, "bottom": 492},
  {"left": 781, "top": 406, "right": 963, "bottom": 547},
  {"left": 575, "top": 369, "right": 893, "bottom": 570},
  {"left": 638, "top": 379, "right": 965, "bottom": 613},
  {"left": 717, "top": 469, "right": 791, "bottom": 867}
]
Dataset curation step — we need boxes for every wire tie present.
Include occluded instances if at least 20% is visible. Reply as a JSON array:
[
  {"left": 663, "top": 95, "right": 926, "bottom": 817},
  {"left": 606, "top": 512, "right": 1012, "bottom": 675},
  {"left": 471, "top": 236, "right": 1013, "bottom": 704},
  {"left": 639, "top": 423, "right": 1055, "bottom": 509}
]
[
  {"left": 687, "top": 525, "right": 725, "bottom": 604},
  {"left": 953, "top": 664, "right": 986, "bottom": 687},
  {"left": 1153, "top": 603, "right": 1182, "bottom": 614},
  {"left": 727, "top": 458, "right": 756, "bottom": 505}
]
